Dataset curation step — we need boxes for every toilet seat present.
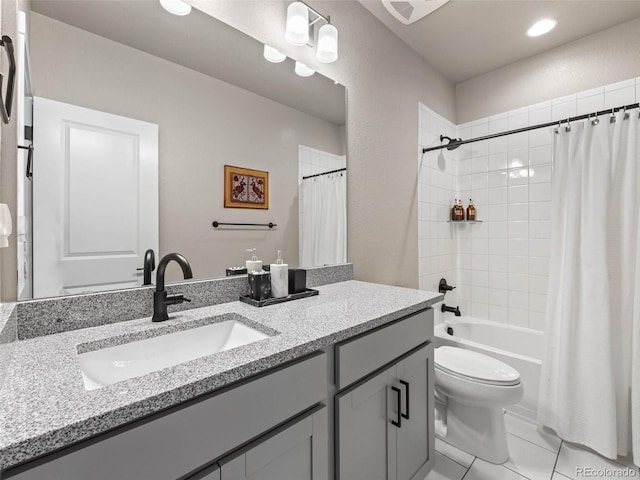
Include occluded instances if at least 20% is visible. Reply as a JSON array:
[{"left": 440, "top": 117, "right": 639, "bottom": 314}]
[{"left": 435, "top": 346, "right": 520, "bottom": 386}]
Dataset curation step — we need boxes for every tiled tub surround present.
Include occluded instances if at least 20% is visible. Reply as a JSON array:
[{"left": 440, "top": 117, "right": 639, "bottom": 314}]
[
  {"left": 16, "top": 263, "right": 353, "bottom": 340},
  {"left": 419, "top": 76, "right": 640, "bottom": 330},
  {"left": 0, "top": 280, "right": 442, "bottom": 470}
]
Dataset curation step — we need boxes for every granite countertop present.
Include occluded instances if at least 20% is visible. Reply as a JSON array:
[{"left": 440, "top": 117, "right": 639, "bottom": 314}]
[{"left": 0, "top": 280, "right": 442, "bottom": 471}]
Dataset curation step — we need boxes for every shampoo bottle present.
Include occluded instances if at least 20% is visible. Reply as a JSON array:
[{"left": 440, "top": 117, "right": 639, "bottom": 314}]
[
  {"left": 466, "top": 199, "right": 476, "bottom": 221},
  {"left": 245, "top": 248, "right": 263, "bottom": 273},
  {"left": 270, "top": 250, "right": 289, "bottom": 298}
]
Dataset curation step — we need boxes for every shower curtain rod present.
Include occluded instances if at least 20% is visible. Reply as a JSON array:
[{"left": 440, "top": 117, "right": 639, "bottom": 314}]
[
  {"left": 302, "top": 167, "right": 346, "bottom": 180},
  {"left": 422, "top": 102, "right": 640, "bottom": 154}
]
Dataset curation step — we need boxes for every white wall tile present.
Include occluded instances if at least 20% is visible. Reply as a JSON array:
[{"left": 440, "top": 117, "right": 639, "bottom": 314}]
[
  {"left": 530, "top": 183, "right": 552, "bottom": 202},
  {"left": 530, "top": 202, "right": 552, "bottom": 220},
  {"left": 489, "top": 152, "right": 508, "bottom": 171},
  {"left": 508, "top": 185, "right": 528, "bottom": 204},
  {"left": 489, "top": 255, "right": 509, "bottom": 272},
  {"left": 488, "top": 170, "right": 508, "bottom": 188},
  {"left": 489, "top": 187, "right": 508, "bottom": 205},
  {"left": 529, "top": 145, "right": 552, "bottom": 166},
  {"left": 508, "top": 204, "right": 529, "bottom": 221},
  {"left": 529, "top": 257, "right": 550, "bottom": 276},
  {"left": 490, "top": 288, "right": 509, "bottom": 307},
  {"left": 605, "top": 85, "right": 635, "bottom": 109}
]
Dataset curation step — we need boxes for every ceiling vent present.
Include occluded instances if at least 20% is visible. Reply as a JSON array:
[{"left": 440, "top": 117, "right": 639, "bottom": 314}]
[{"left": 382, "top": 0, "right": 450, "bottom": 25}]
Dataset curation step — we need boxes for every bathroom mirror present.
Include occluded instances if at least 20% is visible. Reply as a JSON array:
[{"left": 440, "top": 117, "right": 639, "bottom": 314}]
[{"left": 17, "top": 0, "right": 347, "bottom": 299}]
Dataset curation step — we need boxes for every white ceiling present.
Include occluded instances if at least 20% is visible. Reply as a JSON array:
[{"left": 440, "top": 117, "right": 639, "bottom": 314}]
[{"left": 358, "top": 0, "right": 640, "bottom": 84}]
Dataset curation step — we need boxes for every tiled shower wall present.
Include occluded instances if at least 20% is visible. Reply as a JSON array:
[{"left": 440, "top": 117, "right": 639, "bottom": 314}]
[
  {"left": 418, "top": 104, "right": 458, "bottom": 325},
  {"left": 419, "top": 76, "right": 640, "bottom": 331}
]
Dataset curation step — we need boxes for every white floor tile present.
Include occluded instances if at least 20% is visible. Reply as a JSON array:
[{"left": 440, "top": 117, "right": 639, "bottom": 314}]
[
  {"left": 435, "top": 438, "right": 475, "bottom": 468},
  {"left": 465, "top": 458, "right": 527, "bottom": 480},
  {"left": 555, "top": 442, "right": 639, "bottom": 479},
  {"left": 551, "top": 472, "right": 573, "bottom": 480},
  {"left": 503, "top": 433, "right": 558, "bottom": 480},
  {"left": 504, "top": 411, "right": 562, "bottom": 453},
  {"left": 424, "top": 452, "right": 468, "bottom": 480}
]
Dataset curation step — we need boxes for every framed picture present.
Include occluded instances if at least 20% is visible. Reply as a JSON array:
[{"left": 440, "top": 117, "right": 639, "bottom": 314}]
[{"left": 224, "top": 165, "right": 269, "bottom": 209}]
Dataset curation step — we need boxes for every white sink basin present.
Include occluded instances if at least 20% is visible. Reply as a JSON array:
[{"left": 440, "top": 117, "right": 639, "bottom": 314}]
[{"left": 78, "top": 319, "right": 270, "bottom": 390}]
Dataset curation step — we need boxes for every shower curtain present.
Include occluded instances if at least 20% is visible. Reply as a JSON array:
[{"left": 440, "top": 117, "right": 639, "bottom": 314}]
[
  {"left": 300, "top": 172, "right": 347, "bottom": 267},
  {"left": 539, "top": 110, "right": 640, "bottom": 464}
]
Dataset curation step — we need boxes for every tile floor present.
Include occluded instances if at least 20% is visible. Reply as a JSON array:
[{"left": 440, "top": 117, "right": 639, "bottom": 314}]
[{"left": 426, "top": 411, "right": 640, "bottom": 480}]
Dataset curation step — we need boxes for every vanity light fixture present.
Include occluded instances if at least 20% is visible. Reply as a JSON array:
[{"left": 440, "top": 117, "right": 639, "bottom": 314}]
[
  {"left": 527, "top": 18, "right": 557, "bottom": 37},
  {"left": 159, "top": 0, "right": 191, "bottom": 16},
  {"left": 316, "top": 23, "right": 338, "bottom": 63},
  {"left": 285, "top": 2, "right": 339, "bottom": 63},
  {"left": 263, "top": 45, "right": 287, "bottom": 63},
  {"left": 285, "top": 2, "right": 310, "bottom": 46},
  {"left": 295, "top": 61, "right": 315, "bottom": 77}
]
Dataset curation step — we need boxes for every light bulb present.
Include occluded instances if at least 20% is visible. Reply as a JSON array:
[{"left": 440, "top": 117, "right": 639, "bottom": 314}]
[
  {"left": 159, "top": 0, "right": 191, "bottom": 16},
  {"left": 285, "top": 2, "right": 309, "bottom": 46},
  {"left": 295, "top": 61, "right": 315, "bottom": 77},
  {"left": 316, "top": 23, "right": 338, "bottom": 63},
  {"left": 527, "top": 18, "right": 557, "bottom": 37},
  {"left": 263, "top": 45, "right": 286, "bottom": 63}
]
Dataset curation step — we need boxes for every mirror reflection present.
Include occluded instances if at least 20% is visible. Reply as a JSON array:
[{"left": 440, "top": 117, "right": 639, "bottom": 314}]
[{"left": 17, "top": 0, "right": 347, "bottom": 300}]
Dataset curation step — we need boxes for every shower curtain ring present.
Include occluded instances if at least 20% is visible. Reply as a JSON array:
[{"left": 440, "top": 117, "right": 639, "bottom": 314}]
[
  {"left": 554, "top": 120, "right": 561, "bottom": 134},
  {"left": 610, "top": 108, "right": 616, "bottom": 123},
  {"left": 623, "top": 106, "right": 630, "bottom": 120},
  {"left": 591, "top": 113, "right": 600, "bottom": 126},
  {"left": 565, "top": 118, "right": 571, "bottom": 132}
]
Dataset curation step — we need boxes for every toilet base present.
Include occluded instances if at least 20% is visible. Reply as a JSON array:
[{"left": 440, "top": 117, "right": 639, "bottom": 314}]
[{"left": 437, "top": 399, "right": 510, "bottom": 464}]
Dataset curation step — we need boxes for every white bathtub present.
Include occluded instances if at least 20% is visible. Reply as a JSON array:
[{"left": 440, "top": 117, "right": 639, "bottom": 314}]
[{"left": 434, "top": 317, "right": 543, "bottom": 420}]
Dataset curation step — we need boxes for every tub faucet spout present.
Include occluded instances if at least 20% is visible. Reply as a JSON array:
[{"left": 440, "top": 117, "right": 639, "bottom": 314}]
[{"left": 441, "top": 304, "right": 461, "bottom": 317}]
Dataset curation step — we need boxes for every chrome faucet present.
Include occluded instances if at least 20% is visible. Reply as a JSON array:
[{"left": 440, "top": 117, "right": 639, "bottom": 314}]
[
  {"left": 152, "top": 253, "right": 193, "bottom": 322},
  {"left": 137, "top": 249, "right": 156, "bottom": 286}
]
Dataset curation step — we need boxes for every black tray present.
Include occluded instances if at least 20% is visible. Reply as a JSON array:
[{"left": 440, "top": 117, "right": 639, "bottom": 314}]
[{"left": 239, "top": 288, "right": 319, "bottom": 307}]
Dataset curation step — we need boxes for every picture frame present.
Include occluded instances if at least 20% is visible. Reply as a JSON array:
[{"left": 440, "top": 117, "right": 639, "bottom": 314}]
[{"left": 224, "top": 165, "right": 269, "bottom": 209}]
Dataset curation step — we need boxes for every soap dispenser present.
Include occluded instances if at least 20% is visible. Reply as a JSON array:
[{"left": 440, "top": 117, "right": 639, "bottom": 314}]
[
  {"left": 270, "top": 250, "right": 289, "bottom": 298},
  {"left": 245, "top": 248, "right": 263, "bottom": 273}
]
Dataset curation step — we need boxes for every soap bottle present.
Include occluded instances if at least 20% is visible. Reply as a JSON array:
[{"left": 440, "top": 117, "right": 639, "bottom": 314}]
[
  {"left": 455, "top": 200, "right": 464, "bottom": 221},
  {"left": 270, "top": 250, "right": 289, "bottom": 298},
  {"left": 451, "top": 199, "right": 457, "bottom": 221},
  {"left": 245, "top": 248, "right": 263, "bottom": 273},
  {"left": 466, "top": 199, "right": 476, "bottom": 221}
]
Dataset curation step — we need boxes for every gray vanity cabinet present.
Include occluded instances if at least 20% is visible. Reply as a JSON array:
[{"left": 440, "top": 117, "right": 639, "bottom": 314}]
[
  {"left": 333, "top": 307, "right": 434, "bottom": 480},
  {"left": 219, "top": 406, "right": 328, "bottom": 480},
  {"left": 336, "top": 364, "right": 397, "bottom": 480},
  {"left": 336, "top": 342, "right": 433, "bottom": 480},
  {"left": 395, "top": 344, "right": 434, "bottom": 480}
]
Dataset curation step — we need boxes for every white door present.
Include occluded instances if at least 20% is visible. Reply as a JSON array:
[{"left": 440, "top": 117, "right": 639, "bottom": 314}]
[{"left": 33, "top": 97, "right": 158, "bottom": 298}]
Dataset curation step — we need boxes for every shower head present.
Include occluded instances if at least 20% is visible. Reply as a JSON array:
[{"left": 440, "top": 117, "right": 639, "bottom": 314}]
[{"left": 440, "top": 135, "right": 462, "bottom": 151}]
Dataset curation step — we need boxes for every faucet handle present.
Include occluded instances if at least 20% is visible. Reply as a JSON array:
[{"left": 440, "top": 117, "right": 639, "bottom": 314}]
[{"left": 165, "top": 293, "right": 190, "bottom": 305}]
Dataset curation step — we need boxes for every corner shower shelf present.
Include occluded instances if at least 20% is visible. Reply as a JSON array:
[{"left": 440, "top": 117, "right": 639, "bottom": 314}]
[{"left": 447, "top": 220, "right": 483, "bottom": 223}]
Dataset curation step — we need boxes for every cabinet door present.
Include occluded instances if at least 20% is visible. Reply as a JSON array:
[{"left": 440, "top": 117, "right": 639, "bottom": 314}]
[
  {"left": 335, "top": 365, "right": 398, "bottom": 480},
  {"left": 219, "top": 406, "right": 328, "bottom": 480},
  {"left": 395, "top": 343, "right": 434, "bottom": 480}
]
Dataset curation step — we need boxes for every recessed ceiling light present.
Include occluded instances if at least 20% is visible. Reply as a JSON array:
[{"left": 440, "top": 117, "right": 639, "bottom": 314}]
[
  {"left": 159, "top": 0, "right": 191, "bottom": 16},
  {"left": 527, "top": 18, "right": 557, "bottom": 37}
]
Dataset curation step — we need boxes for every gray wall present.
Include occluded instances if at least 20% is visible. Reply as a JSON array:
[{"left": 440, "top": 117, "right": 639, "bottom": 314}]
[
  {"left": 190, "top": 0, "right": 457, "bottom": 289},
  {"left": 28, "top": 12, "right": 343, "bottom": 284},
  {"left": 456, "top": 17, "right": 640, "bottom": 123}
]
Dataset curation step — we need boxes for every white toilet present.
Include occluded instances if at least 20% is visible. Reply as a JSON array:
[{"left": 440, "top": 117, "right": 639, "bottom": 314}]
[{"left": 434, "top": 346, "right": 524, "bottom": 464}]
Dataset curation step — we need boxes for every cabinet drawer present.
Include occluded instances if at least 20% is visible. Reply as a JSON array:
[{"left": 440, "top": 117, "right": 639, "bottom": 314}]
[
  {"left": 335, "top": 308, "right": 432, "bottom": 389},
  {"left": 7, "top": 352, "right": 327, "bottom": 480}
]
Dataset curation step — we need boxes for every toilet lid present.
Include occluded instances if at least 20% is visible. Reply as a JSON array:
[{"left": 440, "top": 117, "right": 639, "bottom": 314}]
[{"left": 435, "top": 346, "right": 521, "bottom": 386}]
